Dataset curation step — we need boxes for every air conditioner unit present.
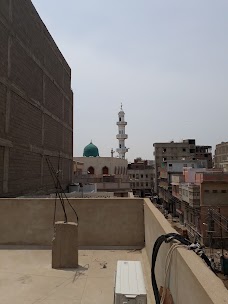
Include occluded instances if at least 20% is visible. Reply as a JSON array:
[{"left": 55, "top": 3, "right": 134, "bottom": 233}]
[{"left": 114, "top": 261, "right": 147, "bottom": 304}]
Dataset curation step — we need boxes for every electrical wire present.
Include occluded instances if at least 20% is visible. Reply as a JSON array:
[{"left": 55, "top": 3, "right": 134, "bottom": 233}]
[
  {"left": 161, "top": 243, "right": 187, "bottom": 304},
  {"left": 46, "top": 156, "right": 79, "bottom": 224},
  {"left": 151, "top": 233, "right": 214, "bottom": 304}
]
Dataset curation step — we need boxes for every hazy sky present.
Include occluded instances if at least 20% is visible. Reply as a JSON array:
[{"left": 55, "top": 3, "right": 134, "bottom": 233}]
[{"left": 32, "top": 0, "right": 228, "bottom": 161}]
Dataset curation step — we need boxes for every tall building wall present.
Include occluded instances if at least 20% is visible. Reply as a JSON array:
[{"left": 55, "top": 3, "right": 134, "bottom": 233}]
[
  {"left": 0, "top": 0, "right": 73, "bottom": 197},
  {"left": 214, "top": 142, "right": 228, "bottom": 168}
]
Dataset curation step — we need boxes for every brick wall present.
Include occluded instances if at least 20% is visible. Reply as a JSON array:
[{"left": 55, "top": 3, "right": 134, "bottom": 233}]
[{"left": 0, "top": 0, "right": 73, "bottom": 197}]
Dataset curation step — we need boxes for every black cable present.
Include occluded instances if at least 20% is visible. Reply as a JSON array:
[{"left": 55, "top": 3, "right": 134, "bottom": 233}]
[
  {"left": 151, "top": 233, "right": 214, "bottom": 304},
  {"left": 46, "top": 156, "right": 79, "bottom": 224},
  {"left": 47, "top": 156, "right": 79, "bottom": 223},
  {"left": 46, "top": 157, "right": 68, "bottom": 223}
]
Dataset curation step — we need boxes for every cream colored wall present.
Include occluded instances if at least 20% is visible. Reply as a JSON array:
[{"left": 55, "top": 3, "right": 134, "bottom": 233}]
[
  {"left": 74, "top": 157, "right": 128, "bottom": 175},
  {"left": 0, "top": 198, "right": 144, "bottom": 247},
  {"left": 144, "top": 200, "right": 228, "bottom": 304}
]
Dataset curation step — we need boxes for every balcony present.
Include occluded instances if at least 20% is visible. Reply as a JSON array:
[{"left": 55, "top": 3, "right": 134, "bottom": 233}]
[
  {"left": 116, "top": 147, "right": 128, "bottom": 153},
  {"left": 116, "top": 121, "right": 127, "bottom": 126},
  {"left": 116, "top": 134, "right": 128, "bottom": 140},
  {"left": 0, "top": 198, "right": 227, "bottom": 303}
]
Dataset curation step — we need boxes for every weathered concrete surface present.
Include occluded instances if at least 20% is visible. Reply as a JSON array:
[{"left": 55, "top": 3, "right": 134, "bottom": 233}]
[
  {"left": 52, "top": 221, "right": 78, "bottom": 269},
  {"left": 144, "top": 199, "right": 228, "bottom": 304},
  {"left": 0, "top": 248, "right": 154, "bottom": 304},
  {"left": 0, "top": 198, "right": 145, "bottom": 247}
]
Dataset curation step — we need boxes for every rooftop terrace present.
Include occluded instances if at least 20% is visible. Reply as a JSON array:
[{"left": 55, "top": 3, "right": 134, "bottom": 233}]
[
  {"left": 0, "top": 247, "right": 153, "bottom": 304},
  {"left": 0, "top": 198, "right": 227, "bottom": 304}
]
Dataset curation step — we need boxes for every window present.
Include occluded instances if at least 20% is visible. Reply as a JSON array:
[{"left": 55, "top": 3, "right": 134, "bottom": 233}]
[
  {"left": 183, "top": 148, "right": 186, "bottom": 152},
  {"left": 163, "top": 157, "right": 167, "bottom": 161},
  {"left": 221, "top": 190, "right": 227, "bottom": 193},
  {"left": 183, "top": 164, "right": 187, "bottom": 167},
  {"left": 88, "top": 166, "right": 95, "bottom": 174},
  {"left": 119, "top": 144, "right": 121, "bottom": 148},
  {"left": 141, "top": 182, "right": 143, "bottom": 187},
  {"left": 132, "top": 183, "right": 135, "bottom": 188},
  {"left": 204, "top": 154, "right": 208, "bottom": 157},
  {"left": 191, "top": 164, "right": 195, "bottom": 168},
  {"left": 190, "top": 149, "right": 195, "bottom": 153},
  {"left": 136, "top": 174, "right": 139, "bottom": 179},
  {"left": 141, "top": 174, "right": 143, "bottom": 178},
  {"left": 213, "top": 190, "right": 218, "bottom": 193},
  {"left": 119, "top": 117, "right": 121, "bottom": 122},
  {"left": 146, "top": 182, "right": 148, "bottom": 187},
  {"left": 136, "top": 182, "right": 139, "bottom": 187},
  {"left": 163, "top": 148, "right": 166, "bottom": 153},
  {"left": 102, "top": 166, "right": 109, "bottom": 175},
  {"left": 146, "top": 174, "right": 148, "bottom": 178},
  {"left": 209, "top": 220, "right": 215, "bottom": 232},
  {"left": 169, "top": 164, "right": 172, "bottom": 167},
  {"left": 204, "top": 190, "right": 210, "bottom": 193},
  {"left": 133, "top": 174, "right": 135, "bottom": 178}
]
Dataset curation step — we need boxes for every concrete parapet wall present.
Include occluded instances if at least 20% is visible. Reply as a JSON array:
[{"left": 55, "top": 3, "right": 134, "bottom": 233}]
[
  {"left": 144, "top": 199, "right": 228, "bottom": 304},
  {"left": 0, "top": 198, "right": 144, "bottom": 247}
]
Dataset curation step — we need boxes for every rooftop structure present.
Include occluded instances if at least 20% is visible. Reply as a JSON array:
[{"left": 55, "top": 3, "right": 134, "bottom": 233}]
[
  {"left": 83, "top": 141, "right": 99, "bottom": 157},
  {"left": 0, "top": 198, "right": 227, "bottom": 303}
]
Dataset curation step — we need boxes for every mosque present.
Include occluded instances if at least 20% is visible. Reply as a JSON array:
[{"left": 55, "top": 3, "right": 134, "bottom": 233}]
[{"left": 73, "top": 105, "right": 130, "bottom": 196}]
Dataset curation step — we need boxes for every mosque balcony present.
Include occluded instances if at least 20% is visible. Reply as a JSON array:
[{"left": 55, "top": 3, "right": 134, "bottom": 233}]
[
  {"left": 116, "top": 134, "right": 128, "bottom": 140},
  {"left": 116, "top": 147, "right": 128, "bottom": 153},
  {"left": 116, "top": 121, "right": 127, "bottom": 126}
]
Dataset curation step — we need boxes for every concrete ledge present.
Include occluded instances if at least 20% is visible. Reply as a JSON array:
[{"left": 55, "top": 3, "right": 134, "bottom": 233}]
[
  {"left": 144, "top": 199, "right": 228, "bottom": 304},
  {"left": 0, "top": 198, "right": 145, "bottom": 247}
]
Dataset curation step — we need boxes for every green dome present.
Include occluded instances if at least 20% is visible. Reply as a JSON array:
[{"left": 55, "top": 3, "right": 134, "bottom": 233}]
[{"left": 83, "top": 141, "right": 99, "bottom": 157}]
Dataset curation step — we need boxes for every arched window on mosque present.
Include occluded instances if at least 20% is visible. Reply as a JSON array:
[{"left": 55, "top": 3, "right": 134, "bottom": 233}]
[
  {"left": 102, "top": 166, "right": 109, "bottom": 175},
  {"left": 88, "top": 166, "right": 95, "bottom": 174}
]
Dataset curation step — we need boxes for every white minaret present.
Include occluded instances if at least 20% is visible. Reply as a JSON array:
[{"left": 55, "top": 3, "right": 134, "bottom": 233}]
[{"left": 116, "top": 103, "right": 129, "bottom": 159}]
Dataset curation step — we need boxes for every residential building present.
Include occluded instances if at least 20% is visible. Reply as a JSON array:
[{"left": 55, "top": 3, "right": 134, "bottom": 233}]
[
  {"left": 0, "top": 0, "right": 73, "bottom": 197},
  {"left": 215, "top": 142, "right": 228, "bottom": 170},
  {"left": 128, "top": 158, "right": 154, "bottom": 197},
  {"left": 153, "top": 139, "right": 212, "bottom": 193},
  {"left": 178, "top": 170, "right": 228, "bottom": 247},
  {"left": 158, "top": 159, "right": 207, "bottom": 214}
]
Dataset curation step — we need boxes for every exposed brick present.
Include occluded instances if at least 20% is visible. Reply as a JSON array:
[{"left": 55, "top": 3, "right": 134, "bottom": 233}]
[
  {"left": 45, "top": 77, "right": 63, "bottom": 120},
  {"left": 11, "top": 39, "right": 43, "bottom": 103},
  {"left": 44, "top": 114, "right": 63, "bottom": 151},
  {"left": 10, "top": 92, "right": 42, "bottom": 147},
  {"left": 0, "top": 147, "right": 4, "bottom": 194},
  {"left": 0, "top": 0, "right": 9, "bottom": 22},
  {"left": 0, "top": 83, "right": 7, "bottom": 137},
  {"left": 63, "top": 127, "right": 73, "bottom": 154},
  {"left": 8, "top": 148, "right": 41, "bottom": 194},
  {"left": 0, "top": 22, "right": 8, "bottom": 80}
]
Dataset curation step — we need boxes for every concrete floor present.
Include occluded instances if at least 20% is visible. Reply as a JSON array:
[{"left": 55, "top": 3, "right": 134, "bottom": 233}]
[{"left": 0, "top": 247, "right": 154, "bottom": 304}]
